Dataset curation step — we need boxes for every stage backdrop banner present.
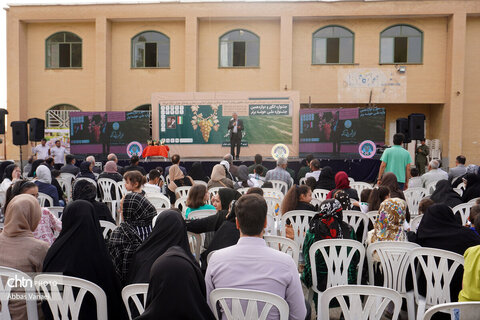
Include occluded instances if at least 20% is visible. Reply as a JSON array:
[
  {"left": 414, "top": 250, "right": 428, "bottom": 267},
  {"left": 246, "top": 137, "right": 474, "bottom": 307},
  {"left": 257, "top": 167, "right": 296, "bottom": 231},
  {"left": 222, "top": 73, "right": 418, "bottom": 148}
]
[
  {"left": 69, "top": 111, "right": 150, "bottom": 156},
  {"left": 300, "top": 107, "right": 385, "bottom": 157},
  {"left": 151, "top": 92, "right": 300, "bottom": 158},
  {"left": 45, "top": 128, "right": 70, "bottom": 152}
]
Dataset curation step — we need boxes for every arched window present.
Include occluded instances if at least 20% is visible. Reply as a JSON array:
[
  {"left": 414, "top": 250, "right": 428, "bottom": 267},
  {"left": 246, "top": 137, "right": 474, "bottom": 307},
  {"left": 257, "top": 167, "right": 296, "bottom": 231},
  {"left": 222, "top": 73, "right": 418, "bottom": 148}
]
[
  {"left": 380, "top": 24, "right": 423, "bottom": 64},
  {"left": 46, "top": 32, "right": 82, "bottom": 68},
  {"left": 131, "top": 31, "right": 170, "bottom": 68},
  {"left": 312, "top": 26, "right": 354, "bottom": 64},
  {"left": 219, "top": 29, "right": 259, "bottom": 67},
  {"left": 46, "top": 104, "right": 81, "bottom": 128}
]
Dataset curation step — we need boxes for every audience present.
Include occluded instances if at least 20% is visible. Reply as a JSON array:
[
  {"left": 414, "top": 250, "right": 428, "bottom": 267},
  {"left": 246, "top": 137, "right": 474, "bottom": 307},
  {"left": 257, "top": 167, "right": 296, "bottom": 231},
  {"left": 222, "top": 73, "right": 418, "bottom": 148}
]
[
  {"left": 144, "top": 169, "right": 162, "bottom": 193},
  {"left": 234, "top": 165, "right": 251, "bottom": 189},
  {"left": 222, "top": 154, "right": 238, "bottom": 180},
  {"left": 370, "top": 198, "right": 407, "bottom": 243},
  {"left": 408, "top": 167, "right": 423, "bottom": 189},
  {"left": 246, "top": 187, "right": 263, "bottom": 196},
  {"left": 247, "top": 154, "right": 268, "bottom": 177},
  {"left": 449, "top": 155, "right": 467, "bottom": 183},
  {"left": 469, "top": 205, "right": 480, "bottom": 233},
  {"left": 297, "top": 154, "right": 313, "bottom": 182},
  {"left": 72, "top": 179, "right": 115, "bottom": 224},
  {"left": 305, "top": 177, "right": 317, "bottom": 192},
  {"left": 206, "top": 194, "right": 307, "bottom": 320},
  {"left": 123, "top": 155, "right": 147, "bottom": 175},
  {"left": 333, "top": 190, "right": 352, "bottom": 210},
  {"left": 248, "top": 164, "right": 266, "bottom": 187},
  {"left": 461, "top": 173, "right": 480, "bottom": 203},
  {"left": 326, "top": 171, "right": 359, "bottom": 200},
  {"left": 165, "top": 154, "right": 187, "bottom": 177},
  {"left": 0, "top": 163, "right": 21, "bottom": 192},
  {"left": 430, "top": 179, "right": 463, "bottom": 208},
  {"left": 377, "top": 133, "right": 412, "bottom": 190},
  {"left": 76, "top": 160, "right": 97, "bottom": 181},
  {"left": 42, "top": 200, "right": 127, "bottom": 320},
  {"left": 315, "top": 165, "right": 336, "bottom": 190},
  {"left": 107, "top": 153, "right": 123, "bottom": 174},
  {"left": 207, "top": 164, "right": 233, "bottom": 190},
  {"left": 418, "top": 198, "right": 434, "bottom": 215},
  {"left": 60, "top": 154, "right": 80, "bottom": 175},
  {"left": 305, "top": 159, "right": 321, "bottom": 181},
  {"left": 34, "top": 165, "right": 60, "bottom": 206},
  {"left": 281, "top": 185, "right": 315, "bottom": 214},
  {"left": 378, "top": 172, "right": 405, "bottom": 200},
  {"left": 421, "top": 160, "right": 448, "bottom": 188},
  {"left": 367, "top": 186, "right": 390, "bottom": 212},
  {"left": 167, "top": 165, "right": 194, "bottom": 204},
  {"left": 356, "top": 189, "right": 372, "bottom": 213},
  {"left": 0, "top": 194, "right": 49, "bottom": 319},
  {"left": 188, "top": 161, "right": 209, "bottom": 182},
  {"left": 24, "top": 156, "right": 36, "bottom": 176},
  {"left": 86, "top": 155, "right": 102, "bottom": 174},
  {"left": 28, "top": 159, "right": 44, "bottom": 177},
  {"left": 185, "top": 184, "right": 216, "bottom": 219},
  {"left": 265, "top": 157, "right": 292, "bottom": 189},
  {"left": 99, "top": 160, "right": 123, "bottom": 182},
  {"left": 0, "top": 160, "right": 13, "bottom": 182},
  {"left": 124, "top": 170, "right": 147, "bottom": 195}
]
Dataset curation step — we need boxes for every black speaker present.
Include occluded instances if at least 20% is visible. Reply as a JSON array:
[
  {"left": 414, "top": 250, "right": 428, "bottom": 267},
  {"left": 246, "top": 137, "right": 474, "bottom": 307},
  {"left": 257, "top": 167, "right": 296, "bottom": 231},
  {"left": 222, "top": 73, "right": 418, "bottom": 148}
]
[
  {"left": 396, "top": 118, "right": 411, "bottom": 143},
  {"left": 408, "top": 113, "right": 426, "bottom": 140},
  {"left": 10, "top": 121, "right": 28, "bottom": 146},
  {"left": 0, "top": 109, "right": 8, "bottom": 135},
  {"left": 27, "top": 118, "right": 45, "bottom": 142}
]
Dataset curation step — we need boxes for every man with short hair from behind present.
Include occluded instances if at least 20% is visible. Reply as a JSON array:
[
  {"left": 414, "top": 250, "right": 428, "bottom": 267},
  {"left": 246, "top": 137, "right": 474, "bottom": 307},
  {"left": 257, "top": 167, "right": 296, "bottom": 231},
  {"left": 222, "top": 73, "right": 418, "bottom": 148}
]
[
  {"left": 86, "top": 155, "right": 102, "bottom": 174},
  {"left": 265, "top": 157, "right": 292, "bottom": 189},
  {"left": 421, "top": 159, "right": 449, "bottom": 188},
  {"left": 377, "top": 133, "right": 412, "bottom": 190},
  {"left": 205, "top": 194, "right": 307, "bottom": 320},
  {"left": 60, "top": 154, "right": 80, "bottom": 175},
  {"left": 305, "top": 159, "right": 321, "bottom": 181},
  {"left": 165, "top": 154, "right": 187, "bottom": 177},
  {"left": 297, "top": 154, "right": 313, "bottom": 182},
  {"left": 248, "top": 154, "right": 268, "bottom": 177},
  {"left": 449, "top": 155, "right": 467, "bottom": 183},
  {"left": 123, "top": 155, "right": 147, "bottom": 175}
]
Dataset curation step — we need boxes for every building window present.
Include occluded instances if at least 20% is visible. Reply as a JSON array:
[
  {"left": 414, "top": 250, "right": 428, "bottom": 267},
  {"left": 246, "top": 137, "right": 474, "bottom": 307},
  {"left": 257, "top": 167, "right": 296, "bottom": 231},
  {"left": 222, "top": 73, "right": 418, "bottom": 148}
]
[
  {"left": 380, "top": 24, "right": 423, "bottom": 64},
  {"left": 219, "top": 29, "right": 259, "bottom": 67},
  {"left": 131, "top": 31, "right": 170, "bottom": 68},
  {"left": 46, "top": 32, "right": 82, "bottom": 68},
  {"left": 46, "top": 104, "right": 81, "bottom": 128},
  {"left": 312, "top": 26, "right": 354, "bottom": 64}
]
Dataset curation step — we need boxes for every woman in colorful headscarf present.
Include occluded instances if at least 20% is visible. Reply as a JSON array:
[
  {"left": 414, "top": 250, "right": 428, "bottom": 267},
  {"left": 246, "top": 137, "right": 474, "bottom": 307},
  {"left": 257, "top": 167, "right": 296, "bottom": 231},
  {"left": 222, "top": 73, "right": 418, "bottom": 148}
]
[
  {"left": 325, "top": 171, "right": 358, "bottom": 200},
  {"left": 370, "top": 198, "right": 407, "bottom": 243},
  {"left": 301, "top": 199, "right": 358, "bottom": 311}
]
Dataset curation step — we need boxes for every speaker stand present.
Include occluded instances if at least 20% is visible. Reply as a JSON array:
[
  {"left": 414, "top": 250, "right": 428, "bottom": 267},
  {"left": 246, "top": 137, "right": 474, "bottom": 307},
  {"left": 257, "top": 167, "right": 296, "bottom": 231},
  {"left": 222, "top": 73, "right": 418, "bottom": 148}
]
[{"left": 19, "top": 146, "right": 23, "bottom": 175}]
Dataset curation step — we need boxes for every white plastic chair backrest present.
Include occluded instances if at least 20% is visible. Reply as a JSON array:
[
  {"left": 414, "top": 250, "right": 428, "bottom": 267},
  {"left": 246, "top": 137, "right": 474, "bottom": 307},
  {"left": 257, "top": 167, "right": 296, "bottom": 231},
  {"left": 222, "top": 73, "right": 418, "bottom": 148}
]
[
  {"left": 60, "top": 172, "right": 75, "bottom": 184},
  {"left": 117, "top": 180, "right": 127, "bottom": 198},
  {"left": 366, "top": 211, "right": 379, "bottom": 226},
  {"left": 262, "top": 188, "right": 284, "bottom": 200},
  {"left": 0, "top": 266, "right": 38, "bottom": 320},
  {"left": 263, "top": 235, "right": 300, "bottom": 266},
  {"left": 350, "top": 182, "right": 372, "bottom": 195},
  {"left": 404, "top": 187, "right": 428, "bottom": 216},
  {"left": 410, "top": 247, "right": 464, "bottom": 307},
  {"left": 142, "top": 184, "right": 160, "bottom": 194},
  {"left": 237, "top": 187, "right": 250, "bottom": 195},
  {"left": 38, "top": 192, "right": 54, "bottom": 207},
  {"left": 348, "top": 177, "right": 355, "bottom": 184},
  {"left": 425, "top": 182, "right": 437, "bottom": 195},
  {"left": 457, "top": 182, "right": 466, "bottom": 191},
  {"left": 319, "top": 285, "right": 402, "bottom": 320},
  {"left": 342, "top": 210, "right": 369, "bottom": 244},
  {"left": 56, "top": 178, "right": 72, "bottom": 202},
  {"left": 453, "top": 188, "right": 463, "bottom": 196},
  {"left": 467, "top": 197, "right": 480, "bottom": 204},
  {"left": 208, "top": 187, "right": 221, "bottom": 201},
  {"left": 35, "top": 274, "right": 107, "bottom": 320},
  {"left": 367, "top": 241, "right": 420, "bottom": 293},
  {"left": 264, "top": 196, "right": 282, "bottom": 218},
  {"left": 193, "top": 180, "right": 208, "bottom": 187},
  {"left": 209, "top": 288, "right": 289, "bottom": 320},
  {"left": 121, "top": 283, "right": 149, "bottom": 320},
  {"left": 410, "top": 215, "right": 423, "bottom": 232},
  {"left": 423, "top": 302, "right": 480, "bottom": 320},
  {"left": 265, "top": 214, "right": 275, "bottom": 235},
  {"left": 187, "top": 209, "right": 216, "bottom": 220},
  {"left": 175, "top": 186, "right": 191, "bottom": 198},
  {"left": 280, "top": 210, "right": 316, "bottom": 250},
  {"left": 269, "top": 180, "right": 288, "bottom": 195},
  {"left": 145, "top": 193, "right": 170, "bottom": 212},
  {"left": 165, "top": 175, "right": 171, "bottom": 186},
  {"left": 0, "top": 190, "right": 5, "bottom": 207},
  {"left": 97, "top": 178, "right": 117, "bottom": 202},
  {"left": 174, "top": 197, "right": 188, "bottom": 213},
  {"left": 74, "top": 177, "right": 96, "bottom": 186},
  {"left": 452, "top": 203, "right": 472, "bottom": 226},
  {"left": 99, "top": 220, "right": 117, "bottom": 239},
  {"left": 159, "top": 175, "right": 166, "bottom": 194},
  {"left": 299, "top": 177, "right": 306, "bottom": 185},
  {"left": 47, "top": 207, "right": 64, "bottom": 220},
  {"left": 187, "top": 232, "right": 203, "bottom": 262},
  {"left": 312, "top": 189, "right": 330, "bottom": 202},
  {"left": 309, "top": 239, "right": 365, "bottom": 293},
  {"left": 310, "top": 198, "right": 321, "bottom": 209}
]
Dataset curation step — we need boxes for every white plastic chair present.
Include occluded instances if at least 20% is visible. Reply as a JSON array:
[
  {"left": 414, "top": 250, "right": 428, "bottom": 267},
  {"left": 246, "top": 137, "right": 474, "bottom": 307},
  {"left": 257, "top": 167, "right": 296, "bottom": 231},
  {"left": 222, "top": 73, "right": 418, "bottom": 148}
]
[
  {"left": 425, "top": 181, "right": 437, "bottom": 195},
  {"left": 60, "top": 172, "right": 76, "bottom": 184},
  {"left": 165, "top": 175, "right": 171, "bottom": 186},
  {"left": 299, "top": 177, "right": 306, "bottom": 185},
  {"left": 117, "top": 180, "right": 128, "bottom": 198},
  {"left": 262, "top": 188, "right": 284, "bottom": 200},
  {"left": 174, "top": 197, "right": 188, "bottom": 213},
  {"left": 74, "top": 177, "right": 97, "bottom": 186},
  {"left": 38, "top": 192, "right": 54, "bottom": 207},
  {"left": 423, "top": 302, "right": 480, "bottom": 320},
  {"left": 265, "top": 214, "right": 276, "bottom": 235},
  {"left": 280, "top": 210, "right": 316, "bottom": 250},
  {"left": 367, "top": 241, "right": 421, "bottom": 320},
  {"left": 142, "top": 184, "right": 160, "bottom": 194},
  {"left": 0, "top": 266, "right": 38, "bottom": 320},
  {"left": 175, "top": 186, "right": 191, "bottom": 198},
  {"left": 453, "top": 188, "right": 463, "bottom": 196},
  {"left": 264, "top": 196, "right": 282, "bottom": 219},
  {"left": 263, "top": 235, "right": 300, "bottom": 267},
  {"left": 310, "top": 198, "right": 321, "bottom": 209},
  {"left": 269, "top": 179, "right": 289, "bottom": 195},
  {"left": 99, "top": 220, "right": 117, "bottom": 239},
  {"left": 312, "top": 188, "right": 330, "bottom": 202},
  {"left": 452, "top": 203, "right": 472, "bottom": 226},
  {"left": 457, "top": 181, "right": 466, "bottom": 191},
  {"left": 56, "top": 177, "right": 72, "bottom": 203},
  {"left": 350, "top": 182, "right": 373, "bottom": 195},
  {"left": 35, "top": 274, "right": 107, "bottom": 320},
  {"left": 237, "top": 187, "right": 250, "bottom": 195},
  {"left": 209, "top": 288, "right": 289, "bottom": 320},
  {"left": 404, "top": 187, "right": 428, "bottom": 216},
  {"left": 193, "top": 180, "right": 208, "bottom": 187},
  {"left": 208, "top": 187, "right": 221, "bottom": 203},
  {"left": 187, "top": 232, "right": 203, "bottom": 262},
  {"left": 348, "top": 177, "right": 355, "bottom": 184},
  {"left": 97, "top": 178, "right": 120, "bottom": 221},
  {"left": 342, "top": 210, "right": 369, "bottom": 245},
  {"left": 319, "top": 285, "right": 402, "bottom": 320},
  {"left": 145, "top": 193, "right": 170, "bottom": 212},
  {"left": 47, "top": 206, "right": 64, "bottom": 220},
  {"left": 121, "top": 283, "right": 149, "bottom": 320},
  {"left": 410, "top": 247, "right": 465, "bottom": 320},
  {"left": 467, "top": 197, "right": 480, "bottom": 204},
  {"left": 187, "top": 209, "right": 216, "bottom": 220},
  {"left": 367, "top": 211, "right": 379, "bottom": 226},
  {"left": 410, "top": 215, "right": 423, "bottom": 232}
]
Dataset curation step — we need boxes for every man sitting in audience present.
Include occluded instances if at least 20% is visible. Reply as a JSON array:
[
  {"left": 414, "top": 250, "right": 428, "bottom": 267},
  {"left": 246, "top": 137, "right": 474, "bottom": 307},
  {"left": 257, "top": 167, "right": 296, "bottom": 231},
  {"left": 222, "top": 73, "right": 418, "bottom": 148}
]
[
  {"left": 408, "top": 167, "right": 423, "bottom": 189},
  {"left": 265, "top": 157, "right": 292, "bottom": 189},
  {"left": 107, "top": 153, "right": 123, "bottom": 174},
  {"left": 144, "top": 169, "right": 162, "bottom": 193},
  {"left": 247, "top": 154, "right": 268, "bottom": 177},
  {"left": 86, "top": 155, "right": 102, "bottom": 174},
  {"left": 248, "top": 165, "right": 266, "bottom": 187},
  {"left": 305, "top": 158, "right": 321, "bottom": 181},
  {"left": 449, "top": 155, "right": 467, "bottom": 183},
  {"left": 165, "top": 154, "right": 187, "bottom": 176},
  {"left": 421, "top": 159, "right": 448, "bottom": 188},
  {"left": 206, "top": 194, "right": 307, "bottom": 320},
  {"left": 60, "top": 154, "right": 80, "bottom": 175},
  {"left": 123, "top": 155, "right": 147, "bottom": 175},
  {"left": 297, "top": 154, "right": 313, "bottom": 182},
  {"left": 223, "top": 153, "right": 239, "bottom": 179}
]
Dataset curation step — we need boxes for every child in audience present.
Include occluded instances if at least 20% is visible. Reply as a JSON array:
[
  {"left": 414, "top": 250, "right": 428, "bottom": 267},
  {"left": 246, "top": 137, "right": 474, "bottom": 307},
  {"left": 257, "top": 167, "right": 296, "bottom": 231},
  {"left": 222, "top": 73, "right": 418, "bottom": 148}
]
[
  {"left": 367, "top": 186, "right": 390, "bottom": 212},
  {"left": 281, "top": 185, "right": 315, "bottom": 214},
  {"left": 248, "top": 165, "right": 265, "bottom": 187},
  {"left": 305, "top": 177, "right": 317, "bottom": 193},
  {"left": 185, "top": 184, "right": 216, "bottom": 219},
  {"left": 408, "top": 167, "right": 423, "bottom": 189},
  {"left": 459, "top": 216, "right": 480, "bottom": 302},
  {"left": 418, "top": 198, "right": 434, "bottom": 215},
  {"left": 124, "top": 170, "right": 147, "bottom": 194},
  {"left": 469, "top": 205, "right": 480, "bottom": 234},
  {"left": 145, "top": 169, "right": 162, "bottom": 193},
  {"left": 352, "top": 189, "right": 372, "bottom": 213}
]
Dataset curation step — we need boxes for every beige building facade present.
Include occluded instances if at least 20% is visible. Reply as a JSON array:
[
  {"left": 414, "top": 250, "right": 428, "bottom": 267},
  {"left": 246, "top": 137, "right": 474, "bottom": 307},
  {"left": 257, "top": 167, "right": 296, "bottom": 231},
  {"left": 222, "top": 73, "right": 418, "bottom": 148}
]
[{"left": 5, "top": 0, "right": 480, "bottom": 166}]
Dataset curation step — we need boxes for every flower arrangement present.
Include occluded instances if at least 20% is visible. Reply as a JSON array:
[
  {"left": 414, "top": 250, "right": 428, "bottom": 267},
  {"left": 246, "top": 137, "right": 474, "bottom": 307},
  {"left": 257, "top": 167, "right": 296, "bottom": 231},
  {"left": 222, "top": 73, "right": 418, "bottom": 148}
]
[
  {"left": 191, "top": 105, "right": 220, "bottom": 142},
  {"left": 147, "top": 139, "right": 166, "bottom": 146}
]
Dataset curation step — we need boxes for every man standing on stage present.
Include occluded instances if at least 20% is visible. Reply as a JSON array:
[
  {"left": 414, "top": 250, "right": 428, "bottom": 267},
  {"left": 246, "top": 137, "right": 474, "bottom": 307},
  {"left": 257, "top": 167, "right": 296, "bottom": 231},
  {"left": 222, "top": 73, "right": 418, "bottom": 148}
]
[
  {"left": 50, "top": 140, "right": 68, "bottom": 170},
  {"left": 32, "top": 138, "right": 50, "bottom": 160},
  {"left": 228, "top": 113, "right": 243, "bottom": 160},
  {"left": 415, "top": 139, "right": 429, "bottom": 175}
]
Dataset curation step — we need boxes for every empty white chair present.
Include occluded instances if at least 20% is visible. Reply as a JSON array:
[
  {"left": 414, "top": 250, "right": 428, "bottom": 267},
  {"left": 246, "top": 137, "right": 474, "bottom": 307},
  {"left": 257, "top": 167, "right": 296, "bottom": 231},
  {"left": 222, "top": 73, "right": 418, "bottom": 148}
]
[
  {"left": 299, "top": 177, "right": 306, "bottom": 185},
  {"left": 56, "top": 177, "right": 72, "bottom": 202},
  {"left": 312, "top": 189, "right": 329, "bottom": 202},
  {"left": 367, "top": 211, "right": 379, "bottom": 226},
  {"left": 187, "top": 209, "right": 216, "bottom": 220},
  {"left": 410, "top": 247, "right": 465, "bottom": 320},
  {"left": 423, "top": 302, "right": 480, "bottom": 320},
  {"left": 0, "top": 266, "right": 38, "bottom": 320},
  {"left": 452, "top": 203, "right": 472, "bottom": 226},
  {"left": 269, "top": 180, "right": 289, "bottom": 195},
  {"left": 237, "top": 187, "right": 250, "bottom": 195},
  {"left": 47, "top": 206, "right": 64, "bottom": 220},
  {"left": 175, "top": 186, "right": 191, "bottom": 198},
  {"left": 38, "top": 192, "right": 54, "bottom": 207},
  {"left": 410, "top": 215, "right": 423, "bottom": 232},
  {"left": 425, "top": 181, "right": 437, "bottom": 195},
  {"left": 193, "top": 180, "right": 208, "bottom": 187},
  {"left": 404, "top": 187, "right": 428, "bottom": 216},
  {"left": 367, "top": 241, "right": 420, "bottom": 320},
  {"left": 60, "top": 172, "right": 76, "bottom": 184},
  {"left": 121, "top": 283, "right": 149, "bottom": 320},
  {"left": 350, "top": 182, "right": 373, "bottom": 195},
  {"left": 99, "top": 220, "right": 117, "bottom": 239},
  {"left": 97, "top": 178, "right": 120, "bottom": 220},
  {"left": 209, "top": 288, "right": 289, "bottom": 320},
  {"left": 263, "top": 235, "right": 300, "bottom": 267},
  {"left": 265, "top": 214, "right": 276, "bottom": 235},
  {"left": 174, "top": 197, "right": 188, "bottom": 213},
  {"left": 262, "top": 188, "right": 284, "bottom": 200},
  {"left": 280, "top": 210, "right": 316, "bottom": 250},
  {"left": 35, "top": 274, "right": 107, "bottom": 320},
  {"left": 319, "top": 285, "right": 402, "bottom": 320},
  {"left": 187, "top": 232, "right": 203, "bottom": 262},
  {"left": 117, "top": 180, "right": 128, "bottom": 198},
  {"left": 145, "top": 193, "right": 170, "bottom": 213},
  {"left": 342, "top": 210, "right": 369, "bottom": 245}
]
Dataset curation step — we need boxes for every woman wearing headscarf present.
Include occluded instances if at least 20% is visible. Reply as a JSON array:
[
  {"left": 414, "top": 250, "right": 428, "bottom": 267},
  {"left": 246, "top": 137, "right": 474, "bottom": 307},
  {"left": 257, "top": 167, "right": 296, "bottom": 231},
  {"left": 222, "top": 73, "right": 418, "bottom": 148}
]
[
  {"left": 108, "top": 193, "right": 157, "bottom": 285},
  {"left": 76, "top": 161, "right": 97, "bottom": 181},
  {"left": 0, "top": 194, "right": 49, "bottom": 319},
  {"left": 408, "top": 204, "right": 480, "bottom": 302},
  {"left": 188, "top": 161, "right": 209, "bottom": 183},
  {"left": 135, "top": 246, "right": 215, "bottom": 320},
  {"left": 315, "top": 166, "right": 336, "bottom": 191},
  {"left": 462, "top": 173, "right": 480, "bottom": 203},
  {"left": 166, "top": 164, "right": 193, "bottom": 204},
  {"left": 207, "top": 164, "right": 234, "bottom": 190},
  {"left": 0, "top": 163, "right": 21, "bottom": 192},
  {"left": 234, "top": 165, "right": 251, "bottom": 189},
  {"left": 0, "top": 160, "right": 14, "bottom": 183},
  {"left": 72, "top": 179, "right": 115, "bottom": 224},
  {"left": 301, "top": 199, "right": 357, "bottom": 311},
  {"left": 28, "top": 159, "right": 44, "bottom": 178},
  {"left": 42, "top": 200, "right": 128, "bottom": 320},
  {"left": 128, "top": 210, "right": 192, "bottom": 284},
  {"left": 379, "top": 172, "right": 405, "bottom": 200},
  {"left": 34, "top": 165, "right": 60, "bottom": 206},
  {"left": 99, "top": 160, "right": 123, "bottom": 182},
  {"left": 370, "top": 198, "right": 407, "bottom": 243},
  {"left": 325, "top": 171, "right": 358, "bottom": 200},
  {"left": 430, "top": 179, "right": 463, "bottom": 208}
]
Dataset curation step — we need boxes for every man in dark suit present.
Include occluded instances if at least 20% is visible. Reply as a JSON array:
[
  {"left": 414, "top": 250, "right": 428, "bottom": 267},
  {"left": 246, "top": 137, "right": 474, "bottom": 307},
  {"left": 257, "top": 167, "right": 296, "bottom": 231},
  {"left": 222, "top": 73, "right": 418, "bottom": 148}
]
[{"left": 228, "top": 113, "right": 243, "bottom": 160}]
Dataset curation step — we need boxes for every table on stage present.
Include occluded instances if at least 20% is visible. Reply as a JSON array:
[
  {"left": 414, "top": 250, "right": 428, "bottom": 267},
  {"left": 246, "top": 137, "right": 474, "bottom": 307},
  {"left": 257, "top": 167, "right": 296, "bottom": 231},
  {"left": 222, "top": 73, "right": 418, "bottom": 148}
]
[{"left": 142, "top": 145, "right": 170, "bottom": 158}]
